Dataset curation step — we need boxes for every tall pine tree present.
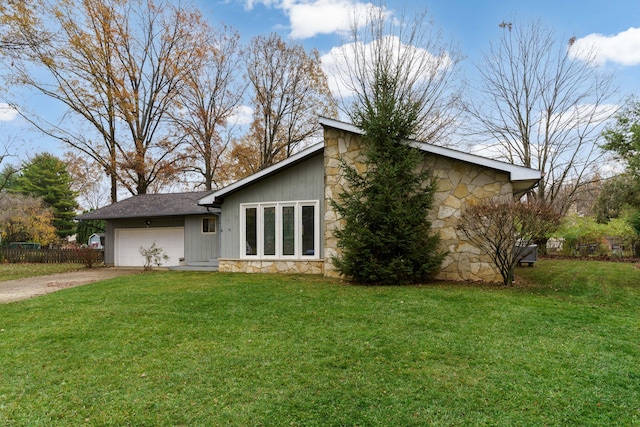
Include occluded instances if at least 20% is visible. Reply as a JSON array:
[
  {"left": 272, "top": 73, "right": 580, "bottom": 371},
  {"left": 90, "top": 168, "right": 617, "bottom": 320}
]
[
  {"left": 11, "top": 153, "right": 78, "bottom": 240},
  {"left": 329, "top": 7, "right": 458, "bottom": 285},
  {"left": 331, "top": 77, "right": 446, "bottom": 285}
]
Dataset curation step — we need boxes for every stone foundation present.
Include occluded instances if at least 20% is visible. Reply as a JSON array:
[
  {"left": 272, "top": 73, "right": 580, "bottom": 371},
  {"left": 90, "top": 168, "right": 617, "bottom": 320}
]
[{"left": 219, "top": 259, "right": 324, "bottom": 274}]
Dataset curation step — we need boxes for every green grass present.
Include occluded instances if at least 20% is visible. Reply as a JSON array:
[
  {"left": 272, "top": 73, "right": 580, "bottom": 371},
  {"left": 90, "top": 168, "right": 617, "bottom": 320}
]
[
  {"left": 1, "top": 260, "right": 639, "bottom": 426},
  {"left": 0, "top": 263, "right": 84, "bottom": 281}
]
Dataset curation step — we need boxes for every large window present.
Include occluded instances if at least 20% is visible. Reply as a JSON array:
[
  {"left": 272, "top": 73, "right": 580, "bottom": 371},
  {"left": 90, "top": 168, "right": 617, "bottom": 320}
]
[{"left": 240, "top": 201, "right": 319, "bottom": 259}]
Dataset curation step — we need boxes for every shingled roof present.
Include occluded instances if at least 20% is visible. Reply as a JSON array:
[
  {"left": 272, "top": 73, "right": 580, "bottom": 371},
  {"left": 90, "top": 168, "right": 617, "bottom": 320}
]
[{"left": 76, "top": 191, "right": 215, "bottom": 220}]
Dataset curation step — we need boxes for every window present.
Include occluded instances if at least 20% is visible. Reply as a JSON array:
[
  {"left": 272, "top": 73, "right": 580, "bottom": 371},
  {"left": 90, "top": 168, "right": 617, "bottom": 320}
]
[
  {"left": 263, "top": 206, "right": 276, "bottom": 256},
  {"left": 245, "top": 207, "right": 257, "bottom": 256},
  {"left": 301, "top": 205, "right": 315, "bottom": 256},
  {"left": 202, "top": 217, "right": 217, "bottom": 234},
  {"left": 240, "top": 201, "right": 319, "bottom": 259},
  {"left": 282, "top": 206, "right": 295, "bottom": 256}
]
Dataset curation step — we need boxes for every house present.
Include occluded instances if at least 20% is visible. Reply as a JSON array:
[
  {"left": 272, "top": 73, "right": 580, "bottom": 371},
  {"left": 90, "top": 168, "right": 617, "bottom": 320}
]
[
  {"left": 77, "top": 117, "right": 541, "bottom": 282},
  {"left": 76, "top": 191, "right": 220, "bottom": 269}
]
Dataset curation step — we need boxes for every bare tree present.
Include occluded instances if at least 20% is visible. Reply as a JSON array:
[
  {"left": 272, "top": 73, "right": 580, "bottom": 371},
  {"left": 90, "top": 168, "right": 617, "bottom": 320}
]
[
  {"left": 173, "top": 24, "right": 246, "bottom": 190},
  {"left": 244, "top": 33, "right": 337, "bottom": 171},
  {"left": 0, "top": 136, "right": 19, "bottom": 192},
  {"left": 328, "top": 6, "right": 462, "bottom": 143},
  {"left": 466, "top": 20, "right": 618, "bottom": 215},
  {"left": 3, "top": 0, "right": 209, "bottom": 201},
  {"left": 64, "top": 151, "right": 110, "bottom": 210},
  {"left": 458, "top": 197, "right": 561, "bottom": 286}
]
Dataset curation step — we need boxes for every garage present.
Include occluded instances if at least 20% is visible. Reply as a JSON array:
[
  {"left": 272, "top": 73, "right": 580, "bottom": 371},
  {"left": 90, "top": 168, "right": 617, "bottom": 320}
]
[{"left": 115, "top": 227, "right": 184, "bottom": 267}]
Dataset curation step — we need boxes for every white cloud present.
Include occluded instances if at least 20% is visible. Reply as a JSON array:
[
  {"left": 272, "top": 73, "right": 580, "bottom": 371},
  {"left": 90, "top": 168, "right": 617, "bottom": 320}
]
[
  {"left": 288, "top": 0, "right": 385, "bottom": 39},
  {"left": 0, "top": 103, "right": 18, "bottom": 122},
  {"left": 550, "top": 103, "right": 619, "bottom": 129},
  {"left": 467, "top": 142, "right": 509, "bottom": 161},
  {"left": 321, "top": 35, "right": 453, "bottom": 99},
  {"left": 243, "top": 0, "right": 388, "bottom": 39},
  {"left": 570, "top": 27, "right": 640, "bottom": 66},
  {"left": 320, "top": 46, "right": 355, "bottom": 97},
  {"left": 229, "top": 105, "right": 253, "bottom": 126}
]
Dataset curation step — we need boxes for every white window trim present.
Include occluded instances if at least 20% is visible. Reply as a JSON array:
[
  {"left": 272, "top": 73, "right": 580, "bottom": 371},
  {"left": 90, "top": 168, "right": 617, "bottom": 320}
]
[
  {"left": 201, "top": 216, "right": 217, "bottom": 234},
  {"left": 240, "top": 200, "right": 320, "bottom": 260}
]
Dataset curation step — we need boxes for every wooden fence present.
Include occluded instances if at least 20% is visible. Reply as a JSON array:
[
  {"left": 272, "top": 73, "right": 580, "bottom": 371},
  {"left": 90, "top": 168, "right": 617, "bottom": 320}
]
[{"left": 0, "top": 247, "right": 104, "bottom": 264}]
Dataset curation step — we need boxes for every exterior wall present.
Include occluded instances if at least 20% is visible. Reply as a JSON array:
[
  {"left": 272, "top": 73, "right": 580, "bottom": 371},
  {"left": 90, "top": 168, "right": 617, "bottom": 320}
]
[
  {"left": 184, "top": 215, "right": 220, "bottom": 263},
  {"left": 323, "top": 127, "right": 512, "bottom": 283},
  {"left": 218, "top": 152, "right": 325, "bottom": 260},
  {"left": 104, "top": 217, "right": 184, "bottom": 266}
]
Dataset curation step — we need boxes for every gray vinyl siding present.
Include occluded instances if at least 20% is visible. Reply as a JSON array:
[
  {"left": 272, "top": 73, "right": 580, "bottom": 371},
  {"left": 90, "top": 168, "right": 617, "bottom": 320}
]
[
  {"left": 184, "top": 215, "right": 220, "bottom": 262},
  {"left": 104, "top": 217, "right": 185, "bottom": 266},
  {"left": 219, "top": 152, "right": 324, "bottom": 259}
]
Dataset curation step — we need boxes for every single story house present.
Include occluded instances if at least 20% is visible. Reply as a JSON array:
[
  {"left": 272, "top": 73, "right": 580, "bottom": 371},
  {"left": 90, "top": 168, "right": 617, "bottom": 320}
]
[{"left": 77, "top": 117, "right": 541, "bottom": 282}]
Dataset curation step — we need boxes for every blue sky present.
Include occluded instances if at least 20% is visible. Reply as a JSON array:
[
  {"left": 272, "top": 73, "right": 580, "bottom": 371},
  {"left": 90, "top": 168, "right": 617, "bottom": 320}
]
[{"left": 1, "top": 0, "right": 639, "bottom": 164}]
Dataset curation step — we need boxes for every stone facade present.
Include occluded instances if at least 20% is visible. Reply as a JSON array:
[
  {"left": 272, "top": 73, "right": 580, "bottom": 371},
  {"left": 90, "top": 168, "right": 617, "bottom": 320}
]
[
  {"left": 219, "top": 259, "right": 324, "bottom": 274},
  {"left": 323, "top": 127, "right": 511, "bottom": 283}
]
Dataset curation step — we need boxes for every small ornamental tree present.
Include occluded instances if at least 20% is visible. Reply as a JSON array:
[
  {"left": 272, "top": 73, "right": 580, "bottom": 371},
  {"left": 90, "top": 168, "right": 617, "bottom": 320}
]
[
  {"left": 139, "top": 242, "right": 169, "bottom": 270},
  {"left": 458, "top": 197, "right": 561, "bottom": 286},
  {"left": 0, "top": 193, "right": 57, "bottom": 246}
]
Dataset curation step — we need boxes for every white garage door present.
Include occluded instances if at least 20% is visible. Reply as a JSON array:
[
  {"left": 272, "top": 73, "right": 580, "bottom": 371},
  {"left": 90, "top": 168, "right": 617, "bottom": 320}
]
[{"left": 115, "top": 227, "right": 184, "bottom": 267}]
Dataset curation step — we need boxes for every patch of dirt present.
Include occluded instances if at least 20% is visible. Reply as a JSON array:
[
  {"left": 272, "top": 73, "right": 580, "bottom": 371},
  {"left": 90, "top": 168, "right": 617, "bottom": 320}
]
[
  {"left": 0, "top": 268, "right": 141, "bottom": 304},
  {"left": 46, "top": 281, "right": 82, "bottom": 289}
]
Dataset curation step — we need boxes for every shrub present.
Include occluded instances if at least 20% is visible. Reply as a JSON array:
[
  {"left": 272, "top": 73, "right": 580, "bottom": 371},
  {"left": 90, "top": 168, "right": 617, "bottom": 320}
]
[
  {"left": 75, "top": 246, "right": 103, "bottom": 268},
  {"left": 139, "top": 242, "right": 169, "bottom": 270},
  {"left": 458, "top": 197, "right": 561, "bottom": 286}
]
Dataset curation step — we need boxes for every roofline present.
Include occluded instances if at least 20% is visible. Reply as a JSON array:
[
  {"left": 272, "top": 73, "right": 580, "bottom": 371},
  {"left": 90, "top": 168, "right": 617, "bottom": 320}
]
[
  {"left": 74, "top": 209, "right": 220, "bottom": 221},
  {"left": 319, "top": 116, "right": 542, "bottom": 182},
  {"left": 197, "top": 142, "right": 324, "bottom": 206},
  {"left": 198, "top": 117, "right": 541, "bottom": 207}
]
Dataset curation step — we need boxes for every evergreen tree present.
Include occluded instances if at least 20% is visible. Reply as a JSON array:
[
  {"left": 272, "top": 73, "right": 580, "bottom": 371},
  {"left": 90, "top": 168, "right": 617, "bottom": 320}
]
[
  {"left": 329, "top": 7, "right": 456, "bottom": 285},
  {"left": 11, "top": 153, "right": 78, "bottom": 239},
  {"left": 331, "top": 76, "right": 446, "bottom": 285}
]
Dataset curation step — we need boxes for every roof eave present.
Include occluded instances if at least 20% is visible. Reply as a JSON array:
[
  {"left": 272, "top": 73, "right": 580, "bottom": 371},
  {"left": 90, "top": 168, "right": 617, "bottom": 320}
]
[{"left": 319, "top": 117, "right": 542, "bottom": 185}]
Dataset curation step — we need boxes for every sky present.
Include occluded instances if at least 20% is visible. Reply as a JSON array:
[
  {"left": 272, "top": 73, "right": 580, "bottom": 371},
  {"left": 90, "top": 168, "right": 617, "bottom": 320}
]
[{"left": 1, "top": 0, "right": 639, "bottom": 167}]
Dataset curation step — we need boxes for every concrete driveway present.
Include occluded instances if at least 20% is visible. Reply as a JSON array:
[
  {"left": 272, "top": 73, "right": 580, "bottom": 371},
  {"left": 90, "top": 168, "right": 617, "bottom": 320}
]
[{"left": 0, "top": 268, "right": 141, "bottom": 304}]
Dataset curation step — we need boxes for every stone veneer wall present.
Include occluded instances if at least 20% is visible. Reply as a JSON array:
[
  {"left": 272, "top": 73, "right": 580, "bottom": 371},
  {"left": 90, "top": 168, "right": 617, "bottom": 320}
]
[
  {"left": 323, "top": 127, "right": 512, "bottom": 283},
  {"left": 218, "top": 259, "right": 324, "bottom": 274}
]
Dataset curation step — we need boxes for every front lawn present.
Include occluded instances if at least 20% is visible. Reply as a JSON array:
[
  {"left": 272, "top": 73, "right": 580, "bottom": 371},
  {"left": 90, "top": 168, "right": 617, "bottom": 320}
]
[
  {"left": 1, "top": 260, "right": 639, "bottom": 425},
  {"left": 0, "top": 263, "right": 85, "bottom": 282}
]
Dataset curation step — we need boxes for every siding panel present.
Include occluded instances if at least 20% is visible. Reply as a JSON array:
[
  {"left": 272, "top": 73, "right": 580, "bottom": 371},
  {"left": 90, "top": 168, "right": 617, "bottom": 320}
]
[{"left": 184, "top": 215, "right": 220, "bottom": 262}]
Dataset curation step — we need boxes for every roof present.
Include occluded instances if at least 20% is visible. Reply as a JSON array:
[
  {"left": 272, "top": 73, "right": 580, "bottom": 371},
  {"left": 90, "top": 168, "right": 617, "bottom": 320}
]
[
  {"left": 318, "top": 117, "right": 542, "bottom": 189},
  {"left": 199, "top": 118, "right": 541, "bottom": 207},
  {"left": 76, "top": 191, "right": 217, "bottom": 221},
  {"left": 197, "top": 142, "right": 324, "bottom": 206}
]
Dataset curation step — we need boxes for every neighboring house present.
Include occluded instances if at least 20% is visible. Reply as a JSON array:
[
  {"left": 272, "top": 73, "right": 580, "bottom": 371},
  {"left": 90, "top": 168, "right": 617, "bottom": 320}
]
[
  {"left": 88, "top": 233, "right": 105, "bottom": 249},
  {"left": 77, "top": 117, "right": 541, "bottom": 282}
]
